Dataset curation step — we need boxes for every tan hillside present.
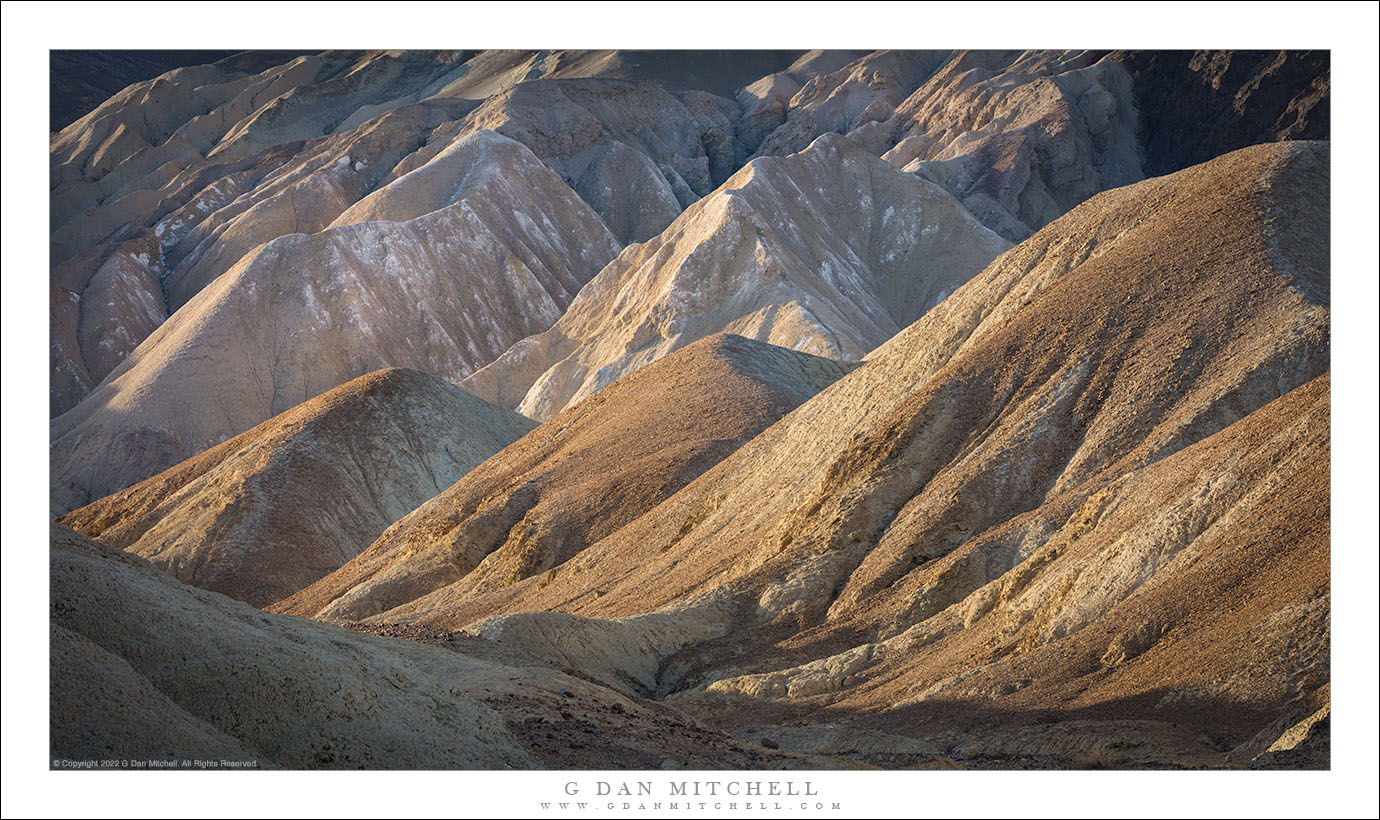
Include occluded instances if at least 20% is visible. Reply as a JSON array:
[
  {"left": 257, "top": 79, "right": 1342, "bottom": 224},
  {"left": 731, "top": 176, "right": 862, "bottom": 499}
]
[
  {"left": 462, "top": 133, "right": 1010, "bottom": 420},
  {"left": 334, "top": 142, "right": 1328, "bottom": 764},
  {"left": 49, "top": 130, "right": 618, "bottom": 514},
  {"left": 697, "top": 374, "right": 1328, "bottom": 761},
  {"left": 58, "top": 369, "right": 535, "bottom": 607},
  {"left": 272, "top": 334, "right": 853, "bottom": 623},
  {"left": 50, "top": 525, "right": 818, "bottom": 769}
]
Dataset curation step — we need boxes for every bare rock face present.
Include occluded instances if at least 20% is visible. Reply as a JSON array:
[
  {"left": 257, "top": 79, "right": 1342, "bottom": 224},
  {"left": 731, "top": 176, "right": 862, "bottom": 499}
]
[
  {"left": 51, "top": 51, "right": 648, "bottom": 320},
  {"left": 569, "top": 139, "right": 683, "bottom": 244},
  {"left": 747, "top": 48, "right": 1113, "bottom": 199},
  {"left": 51, "top": 52, "right": 472, "bottom": 251},
  {"left": 463, "top": 133, "right": 1011, "bottom": 420},
  {"left": 49, "top": 131, "right": 619, "bottom": 514},
  {"left": 272, "top": 334, "right": 853, "bottom": 623},
  {"left": 58, "top": 369, "right": 536, "bottom": 607},
  {"left": 50, "top": 525, "right": 810, "bottom": 769},
  {"left": 740, "top": 50, "right": 1328, "bottom": 244},
  {"left": 47, "top": 49, "right": 1329, "bottom": 402},
  {"left": 366, "top": 143, "right": 1328, "bottom": 759},
  {"left": 156, "top": 98, "right": 483, "bottom": 311},
  {"left": 48, "top": 53, "right": 497, "bottom": 401}
]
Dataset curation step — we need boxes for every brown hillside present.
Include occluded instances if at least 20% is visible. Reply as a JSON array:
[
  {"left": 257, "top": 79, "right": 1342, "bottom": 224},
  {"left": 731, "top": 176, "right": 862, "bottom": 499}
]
[
  {"left": 59, "top": 369, "right": 535, "bottom": 607},
  {"left": 271, "top": 334, "right": 853, "bottom": 624}
]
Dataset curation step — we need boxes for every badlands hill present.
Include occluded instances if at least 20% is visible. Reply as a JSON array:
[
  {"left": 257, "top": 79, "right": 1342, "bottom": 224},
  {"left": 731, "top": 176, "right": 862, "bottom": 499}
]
[
  {"left": 409, "top": 77, "right": 747, "bottom": 244},
  {"left": 308, "top": 142, "right": 1329, "bottom": 765},
  {"left": 46, "top": 49, "right": 1333, "bottom": 771},
  {"left": 47, "top": 50, "right": 796, "bottom": 384},
  {"left": 58, "top": 369, "right": 535, "bottom": 607},
  {"left": 49, "top": 130, "right": 618, "bottom": 514},
  {"left": 51, "top": 525, "right": 828, "bottom": 769},
  {"left": 742, "top": 49, "right": 1325, "bottom": 241},
  {"left": 49, "top": 50, "right": 1326, "bottom": 417},
  {"left": 50, "top": 233, "right": 167, "bottom": 417},
  {"left": 48, "top": 51, "right": 1327, "bottom": 509},
  {"left": 462, "top": 133, "right": 1010, "bottom": 420},
  {"left": 273, "top": 334, "right": 853, "bottom": 621}
]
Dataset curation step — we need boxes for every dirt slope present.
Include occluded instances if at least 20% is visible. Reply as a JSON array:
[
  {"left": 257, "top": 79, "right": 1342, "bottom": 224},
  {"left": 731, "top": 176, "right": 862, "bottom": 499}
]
[
  {"left": 273, "top": 334, "right": 854, "bottom": 623},
  {"left": 58, "top": 369, "right": 535, "bottom": 607},
  {"left": 50, "top": 525, "right": 828, "bottom": 770}
]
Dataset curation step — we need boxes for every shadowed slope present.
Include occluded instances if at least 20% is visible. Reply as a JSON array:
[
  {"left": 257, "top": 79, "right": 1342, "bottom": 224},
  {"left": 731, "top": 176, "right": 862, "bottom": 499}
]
[
  {"left": 49, "top": 524, "right": 528, "bottom": 768},
  {"left": 51, "top": 525, "right": 823, "bottom": 769},
  {"left": 1110, "top": 49, "right": 1329, "bottom": 177}
]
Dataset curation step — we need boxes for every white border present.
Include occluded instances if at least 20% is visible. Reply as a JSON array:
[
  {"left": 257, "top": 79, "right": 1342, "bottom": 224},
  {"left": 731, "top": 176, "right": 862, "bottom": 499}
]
[{"left": 4, "top": 2, "right": 1377, "bottom": 817}]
